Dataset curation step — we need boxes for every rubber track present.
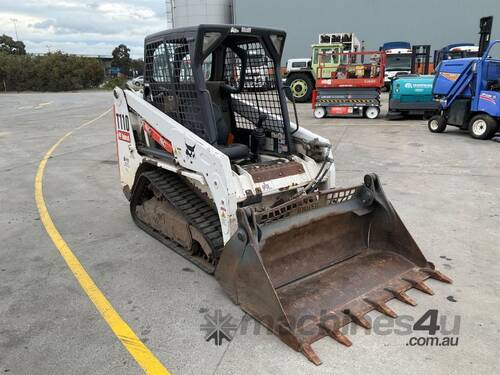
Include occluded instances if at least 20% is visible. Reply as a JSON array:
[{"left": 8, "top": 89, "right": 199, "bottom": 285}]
[{"left": 131, "top": 169, "right": 223, "bottom": 274}]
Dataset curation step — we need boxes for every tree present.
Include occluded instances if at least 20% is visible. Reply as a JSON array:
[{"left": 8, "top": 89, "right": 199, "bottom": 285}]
[
  {"left": 131, "top": 58, "right": 144, "bottom": 76},
  {"left": 0, "top": 52, "right": 104, "bottom": 91},
  {"left": 0, "top": 34, "right": 26, "bottom": 55},
  {"left": 111, "top": 44, "right": 131, "bottom": 76}
]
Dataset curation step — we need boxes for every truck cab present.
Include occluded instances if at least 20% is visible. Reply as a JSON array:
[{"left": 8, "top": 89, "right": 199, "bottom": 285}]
[
  {"left": 284, "top": 58, "right": 311, "bottom": 76},
  {"left": 311, "top": 43, "right": 344, "bottom": 79},
  {"left": 433, "top": 44, "right": 479, "bottom": 68},
  {"left": 284, "top": 33, "right": 361, "bottom": 103},
  {"left": 381, "top": 42, "right": 412, "bottom": 89}
]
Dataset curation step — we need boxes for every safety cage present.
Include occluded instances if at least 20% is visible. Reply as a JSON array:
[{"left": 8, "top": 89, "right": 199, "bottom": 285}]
[{"left": 143, "top": 25, "right": 293, "bottom": 156}]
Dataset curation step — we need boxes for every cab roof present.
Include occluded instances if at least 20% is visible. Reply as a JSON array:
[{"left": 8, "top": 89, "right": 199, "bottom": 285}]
[{"left": 145, "top": 24, "right": 286, "bottom": 44}]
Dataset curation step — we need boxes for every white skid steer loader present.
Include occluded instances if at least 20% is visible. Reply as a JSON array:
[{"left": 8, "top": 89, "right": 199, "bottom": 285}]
[{"left": 112, "top": 25, "right": 451, "bottom": 364}]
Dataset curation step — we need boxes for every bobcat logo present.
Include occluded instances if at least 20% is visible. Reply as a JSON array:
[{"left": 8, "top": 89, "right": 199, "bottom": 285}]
[{"left": 185, "top": 142, "right": 196, "bottom": 158}]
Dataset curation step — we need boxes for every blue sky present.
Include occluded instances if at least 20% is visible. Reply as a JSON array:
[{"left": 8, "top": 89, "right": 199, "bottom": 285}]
[{"left": 0, "top": 0, "right": 167, "bottom": 58}]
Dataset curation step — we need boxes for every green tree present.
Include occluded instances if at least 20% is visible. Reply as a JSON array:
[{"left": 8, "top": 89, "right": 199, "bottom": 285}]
[
  {"left": 131, "top": 58, "right": 144, "bottom": 76},
  {"left": 0, "top": 34, "right": 26, "bottom": 55},
  {"left": 111, "top": 44, "right": 131, "bottom": 76},
  {"left": 0, "top": 52, "right": 104, "bottom": 92}
]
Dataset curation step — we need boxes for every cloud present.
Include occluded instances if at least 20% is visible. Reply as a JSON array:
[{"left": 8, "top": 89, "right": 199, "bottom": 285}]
[
  {"left": 0, "top": 0, "right": 166, "bottom": 58},
  {"left": 31, "top": 17, "right": 128, "bottom": 35}
]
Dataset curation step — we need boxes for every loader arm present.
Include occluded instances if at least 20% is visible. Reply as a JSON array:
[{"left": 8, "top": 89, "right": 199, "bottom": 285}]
[{"left": 114, "top": 88, "right": 240, "bottom": 243}]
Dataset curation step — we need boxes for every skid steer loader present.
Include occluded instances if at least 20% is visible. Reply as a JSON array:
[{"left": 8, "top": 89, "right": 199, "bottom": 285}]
[{"left": 112, "top": 25, "right": 451, "bottom": 364}]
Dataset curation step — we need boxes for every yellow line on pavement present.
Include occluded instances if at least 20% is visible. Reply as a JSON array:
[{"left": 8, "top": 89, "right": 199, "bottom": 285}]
[{"left": 34, "top": 108, "right": 171, "bottom": 375}]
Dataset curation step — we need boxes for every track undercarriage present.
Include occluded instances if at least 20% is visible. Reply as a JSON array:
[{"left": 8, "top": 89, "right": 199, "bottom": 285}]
[{"left": 131, "top": 170, "right": 223, "bottom": 274}]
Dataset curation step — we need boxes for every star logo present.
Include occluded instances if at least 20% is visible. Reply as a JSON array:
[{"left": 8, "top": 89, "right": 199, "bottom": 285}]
[{"left": 200, "top": 309, "right": 238, "bottom": 346}]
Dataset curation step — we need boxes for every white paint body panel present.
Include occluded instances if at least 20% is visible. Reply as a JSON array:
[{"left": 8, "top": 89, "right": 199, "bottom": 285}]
[{"left": 113, "top": 88, "right": 336, "bottom": 244}]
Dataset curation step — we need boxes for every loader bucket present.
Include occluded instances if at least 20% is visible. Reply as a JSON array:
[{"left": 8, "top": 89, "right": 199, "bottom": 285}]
[{"left": 215, "top": 174, "right": 451, "bottom": 364}]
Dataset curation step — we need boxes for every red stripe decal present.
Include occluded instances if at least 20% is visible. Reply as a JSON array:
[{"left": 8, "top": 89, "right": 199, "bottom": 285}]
[{"left": 143, "top": 122, "right": 173, "bottom": 154}]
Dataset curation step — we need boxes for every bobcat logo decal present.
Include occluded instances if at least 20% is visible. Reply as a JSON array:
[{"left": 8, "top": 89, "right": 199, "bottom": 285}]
[{"left": 185, "top": 142, "right": 196, "bottom": 158}]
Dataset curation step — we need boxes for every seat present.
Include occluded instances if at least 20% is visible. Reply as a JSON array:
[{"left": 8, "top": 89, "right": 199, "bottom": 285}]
[
  {"left": 216, "top": 143, "right": 250, "bottom": 160},
  {"left": 213, "top": 103, "right": 249, "bottom": 160},
  {"left": 207, "top": 81, "right": 249, "bottom": 160}
]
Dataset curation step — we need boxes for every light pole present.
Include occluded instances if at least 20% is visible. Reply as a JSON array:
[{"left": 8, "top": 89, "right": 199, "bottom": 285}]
[{"left": 10, "top": 18, "right": 19, "bottom": 41}]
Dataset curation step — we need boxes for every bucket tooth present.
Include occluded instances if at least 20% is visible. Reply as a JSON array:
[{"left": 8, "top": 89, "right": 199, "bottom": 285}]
[
  {"left": 344, "top": 310, "right": 371, "bottom": 329},
  {"left": 364, "top": 299, "right": 398, "bottom": 318},
  {"left": 386, "top": 288, "right": 417, "bottom": 306},
  {"left": 320, "top": 323, "right": 352, "bottom": 347},
  {"left": 301, "top": 343, "right": 322, "bottom": 366},
  {"left": 404, "top": 278, "right": 434, "bottom": 295},
  {"left": 423, "top": 269, "right": 453, "bottom": 284}
]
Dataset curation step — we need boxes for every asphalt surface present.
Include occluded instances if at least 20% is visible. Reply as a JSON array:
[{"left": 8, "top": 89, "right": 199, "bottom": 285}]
[{"left": 0, "top": 91, "right": 499, "bottom": 374}]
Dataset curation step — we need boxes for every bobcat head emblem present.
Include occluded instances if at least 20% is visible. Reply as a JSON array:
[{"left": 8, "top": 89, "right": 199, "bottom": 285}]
[{"left": 185, "top": 142, "right": 196, "bottom": 158}]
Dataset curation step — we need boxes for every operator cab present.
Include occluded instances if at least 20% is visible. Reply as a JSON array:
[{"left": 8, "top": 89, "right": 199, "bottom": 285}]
[
  {"left": 142, "top": 25, "right": 292, "bottom": 161},
  {"left": 311, "top": 43, "right": 343, "bottom": 79}
]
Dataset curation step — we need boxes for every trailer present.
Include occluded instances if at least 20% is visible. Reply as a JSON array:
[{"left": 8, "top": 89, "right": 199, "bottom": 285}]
[{"left": 312, "top": 50, "right": 386, "bottom": 119}]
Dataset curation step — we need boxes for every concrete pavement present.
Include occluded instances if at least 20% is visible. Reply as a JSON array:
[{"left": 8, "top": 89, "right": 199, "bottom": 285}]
[{"left": 0, "top": 91, "right": 499, "bottom": 374}]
